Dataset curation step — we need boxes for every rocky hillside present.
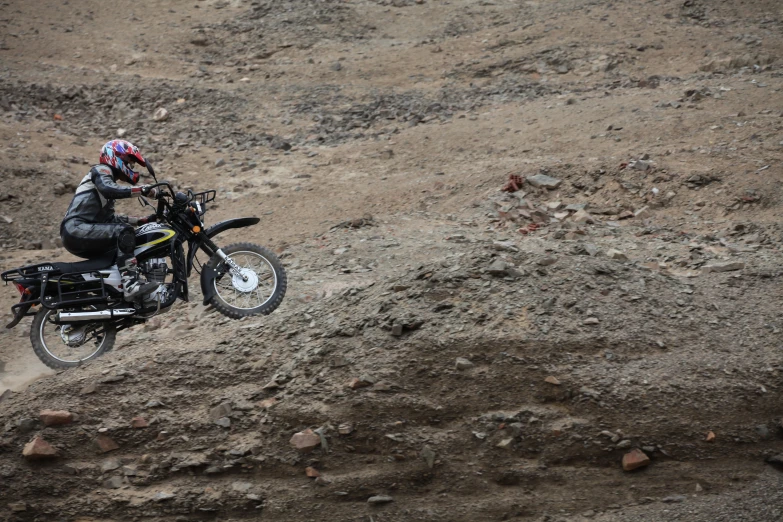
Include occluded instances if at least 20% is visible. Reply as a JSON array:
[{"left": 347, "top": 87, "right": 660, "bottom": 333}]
[{"left": 1, "top": 0, "right": 782, "bottom": 520}]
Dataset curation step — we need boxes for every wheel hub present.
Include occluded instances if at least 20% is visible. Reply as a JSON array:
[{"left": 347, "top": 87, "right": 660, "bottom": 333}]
[
  {"left": 60, "top": 324, "right": 88, "bottom": 347},
  {"left": 232, "top": 268, "right": 259, "bottom": 293}
]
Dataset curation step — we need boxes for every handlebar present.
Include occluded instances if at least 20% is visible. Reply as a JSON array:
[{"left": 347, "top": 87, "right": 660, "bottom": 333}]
[
  {"left": 146, "top": 181, "right": 176, "bottom": 199},
  {"left": 139, "top": 182, "right": 217, "bottom": 220}
]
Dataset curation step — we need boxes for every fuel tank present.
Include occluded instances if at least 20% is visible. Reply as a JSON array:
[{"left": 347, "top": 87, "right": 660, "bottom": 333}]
[{"left": 134, "top": 223, "right": 177, "bottom": 259}]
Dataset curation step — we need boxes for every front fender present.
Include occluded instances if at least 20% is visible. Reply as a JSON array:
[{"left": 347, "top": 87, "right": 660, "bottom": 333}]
[{"left": 204, "top": 217, "right": 260, "bottom": 239}]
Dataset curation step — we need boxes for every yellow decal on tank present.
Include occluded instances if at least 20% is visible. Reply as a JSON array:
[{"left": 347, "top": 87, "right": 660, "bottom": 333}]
[{"left": 138, "top": 229, "right": 176, "bottom": 248}]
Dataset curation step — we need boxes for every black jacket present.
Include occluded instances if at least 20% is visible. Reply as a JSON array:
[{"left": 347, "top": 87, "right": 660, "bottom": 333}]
[{"left": 62, "top": 165, "right": 142, "bottom": 226}]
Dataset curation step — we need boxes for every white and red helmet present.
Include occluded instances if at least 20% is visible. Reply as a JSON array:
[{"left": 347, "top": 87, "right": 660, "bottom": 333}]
[{"left": 99, "top": 139, "right": 146, "bottom": 184}]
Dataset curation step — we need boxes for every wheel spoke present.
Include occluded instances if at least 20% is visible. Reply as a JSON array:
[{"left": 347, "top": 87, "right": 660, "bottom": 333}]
[{"left": 212, "top": 250, "right": 278, "bottom": 310}]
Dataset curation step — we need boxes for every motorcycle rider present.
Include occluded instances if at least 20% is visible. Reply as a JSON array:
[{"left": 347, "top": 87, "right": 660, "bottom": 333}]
[{"left": 60, "top": 139, "right": 161, "bottom": 300}]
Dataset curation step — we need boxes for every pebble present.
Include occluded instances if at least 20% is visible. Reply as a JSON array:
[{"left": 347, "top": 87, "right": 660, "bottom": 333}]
[
  {"left": 572, "top": 209, "right": 595, "bottom": 224},
  {"left": 634, "top": 206, "right": 651, "bottom": 220},
  {"left": 101, "top": 459, "right": 122, "bottom": 472},
  {"left": 209, "top": 402, "right": 232, "bottom": 421},
  {"left": 95, "top": 435, "right": 120, "bottom": 453},
  {"left": 17, "top": 418, "right": 39, "bottom": 433},
  {"left": 152, "top": 107, "right": 169, "bottom": 122},
  {"left": 487, "top": 260, "right": 508, "bottom": 276},
  {"left": 527, "top": 173, "right": 562, "bottom": 189},
  {"left": 131, "top": 416, "right": 149, "bottom": 429},
  {"left": 368, "top": 495, "right": 394, "bottom": 505},
  {"left": 703, "top": 262, "right": 745, "bottom": 273},
  {"left": 455, "top": 357, "right": 474, "bottom": 370},
  {"left": 103, "top": 476, "right": 123, "bottom": 489},
  {"left": 606, "top": 249, "right": 628, "bottom": 261}
]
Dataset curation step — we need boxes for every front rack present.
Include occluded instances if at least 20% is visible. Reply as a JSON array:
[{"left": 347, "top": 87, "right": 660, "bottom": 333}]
[{"left": 192, "top": 190, "right": 216, "bottom": 205}]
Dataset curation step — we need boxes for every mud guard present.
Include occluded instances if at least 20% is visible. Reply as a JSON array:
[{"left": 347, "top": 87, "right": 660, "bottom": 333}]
[
  {"left": 200, "top": 265, "right": 219, "bottom": 306},
  {"left": 204, "top": 217, "right": 260, "bottom": 239},
  {"left": 187, "top": 217, "right": 261, "bottom": 277}
]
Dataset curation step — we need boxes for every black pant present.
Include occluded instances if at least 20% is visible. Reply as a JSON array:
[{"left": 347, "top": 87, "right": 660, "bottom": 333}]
[{"left": 61, "top": 220, "right": 134, "bottom": 261}]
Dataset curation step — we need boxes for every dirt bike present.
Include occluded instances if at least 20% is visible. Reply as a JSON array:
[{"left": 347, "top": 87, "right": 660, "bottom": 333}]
[{"left": 1, "top": 161, "right": 287, "bottom": 369}]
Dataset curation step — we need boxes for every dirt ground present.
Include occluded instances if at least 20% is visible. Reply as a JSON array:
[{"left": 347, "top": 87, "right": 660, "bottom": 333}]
[{"left": 1, "top": 0, "right": 783, "bottom": 520}]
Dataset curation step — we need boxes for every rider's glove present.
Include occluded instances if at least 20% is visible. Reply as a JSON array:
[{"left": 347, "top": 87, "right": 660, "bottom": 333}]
[
  {"left": 140, "top": 185, "right": 160, "bottom": 199},
  {"left": 138, "top": 213, "right": 158, "bottom": 225}
]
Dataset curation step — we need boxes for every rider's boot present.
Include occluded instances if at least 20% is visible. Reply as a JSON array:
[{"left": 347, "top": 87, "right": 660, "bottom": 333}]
[{"left": 119, "top": 256, "right": 156, "bottom": 299}]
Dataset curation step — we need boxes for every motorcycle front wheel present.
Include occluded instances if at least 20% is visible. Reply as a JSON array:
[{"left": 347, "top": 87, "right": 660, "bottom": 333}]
[
  {"left": 206, "top": 242, "right": 287, "bottom": 319},
  {"left": 31, "top": 308, "right": 117, "bottom": 369}
]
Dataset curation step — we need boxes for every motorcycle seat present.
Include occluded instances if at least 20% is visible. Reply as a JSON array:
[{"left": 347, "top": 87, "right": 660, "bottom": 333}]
[{"left": 50, "top": 251, "right": 117, "bottom": 275}]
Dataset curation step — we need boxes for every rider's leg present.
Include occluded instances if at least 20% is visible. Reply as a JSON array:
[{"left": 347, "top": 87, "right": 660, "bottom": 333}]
[
  {"left": 60, "top": 220, "right": 119, "bottom": 259},
  {"left": 117, "top": 227, "right": 156, "bottom": 299}
]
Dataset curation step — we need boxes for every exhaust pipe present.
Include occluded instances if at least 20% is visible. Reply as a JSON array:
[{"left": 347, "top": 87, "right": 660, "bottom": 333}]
[{"left": 56, "top": 308, "right": 136, "bottom": 322}]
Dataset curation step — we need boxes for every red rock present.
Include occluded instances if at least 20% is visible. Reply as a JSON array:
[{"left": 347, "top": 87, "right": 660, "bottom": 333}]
[
  {"left": 95, "top": 434, "right": 120, "bottom": 453},
  {"left": 39, "top": 409, "right": 73, "bottom": 426},
  {"left": 290, "top": 429, "right": 321, "bottom": 453},
  {"left": 131, "top": 417, "right": 149, "bottom": 429},
  {"left": 347, "top": 378, "right": 371, "bottom": 390},
  {"left": 706, "top": 431, "right": 716, "bottom": 443},
  {"left": 622, "top": 449, "right": 650, "bottom": 471},
  {"left": 23, "top": 436, "right": 58, "bottom": 459},
  {"left": 305, "top": 466, "right": 320, "bottom": 478}
]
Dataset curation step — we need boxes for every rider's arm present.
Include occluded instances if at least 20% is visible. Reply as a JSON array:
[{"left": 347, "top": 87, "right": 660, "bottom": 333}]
[
  {"left": 111, "top": 214, "right": 157, "bottom": 226},
  {"left": 91, "top": 165, "right": 140, "bottom": 199}
]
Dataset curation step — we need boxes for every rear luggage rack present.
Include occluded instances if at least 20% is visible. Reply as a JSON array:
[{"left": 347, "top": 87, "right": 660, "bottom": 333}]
[{"left": 40, "top": 271, "right": 111, "bottom": 309}]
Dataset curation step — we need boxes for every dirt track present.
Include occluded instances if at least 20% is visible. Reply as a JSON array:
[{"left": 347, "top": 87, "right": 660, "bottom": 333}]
[{"left": 1, "top": 0, "right": 783, "bottom": 520}]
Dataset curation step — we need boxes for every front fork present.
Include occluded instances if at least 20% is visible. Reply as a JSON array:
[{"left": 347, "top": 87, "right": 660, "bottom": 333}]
[
  {"left": 197, "top": 233, "right": 245, "bottom": 305},
  {"left": 215, "top": 249, "right": 247, "bottom": 281}
]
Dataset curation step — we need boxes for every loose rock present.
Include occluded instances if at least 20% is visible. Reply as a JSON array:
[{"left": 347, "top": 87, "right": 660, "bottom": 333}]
[
  {"left": 23, "top": 437, "right": 58, "bottom": 459},
  {"left": 152, "top": 107, "right": 169, "bottom": 122},
  {"left": 527, "top": 174, "right": 562, "bottom": 189},
  {"left": 368, "top": 495, "right": 394, "bottom": 505},
  {"left": 455, "top": 357, "right": 474, "bottom": 371},
  {"left": 703, "top": 262, "right": 745, "bottom": 273},
  {"left": 290, "top": 429, "right": 321, "bottom": 453},
  {"left": 39, "top": 409, "right": 73, "bottom": 426},
  {"left": 131, "top": 416, "right": 149, "bottom": 429},
  {"left": 95, "top": 435, "right": 120, "bottom": 453},
  {"left": 622, "top": 449, "right": 650, "bottom": 471}
]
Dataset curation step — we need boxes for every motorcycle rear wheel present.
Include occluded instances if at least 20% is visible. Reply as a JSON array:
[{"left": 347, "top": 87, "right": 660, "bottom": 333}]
[
  {"left": 31, "top": 308, "right": 117, "bottom": 369},
  {"left": 206, "top": 242, "right": 287, "bottom": 319}
]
